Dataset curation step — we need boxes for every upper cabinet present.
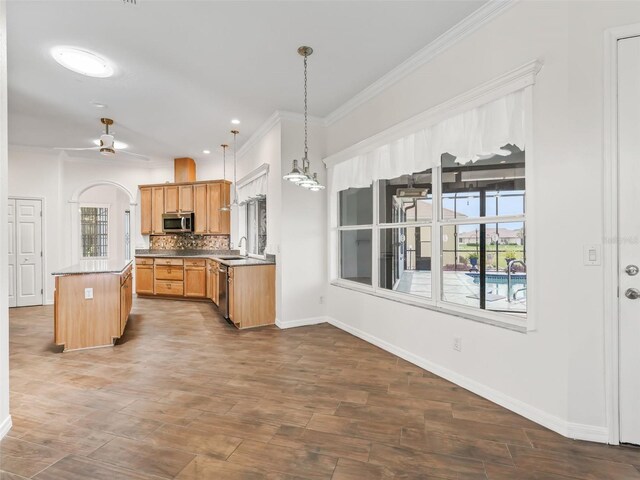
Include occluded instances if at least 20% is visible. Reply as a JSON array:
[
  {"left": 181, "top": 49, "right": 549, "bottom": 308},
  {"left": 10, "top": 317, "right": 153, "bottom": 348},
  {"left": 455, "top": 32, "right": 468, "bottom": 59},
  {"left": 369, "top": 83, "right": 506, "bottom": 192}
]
[
  {"left": 179, "top": 185, "right": 194, "bottom": 213},
  {"left": 164, "top": 186, "right": 179, "bottom": 214},
  {"left": 140, "top": 187, "right": 152, "bottom": 235},
  {"left": 152, "top": 187, "right": 165, "bottom": 234},
  {"left": 139, "top": 180, "right": 230, "bottom": 236}
]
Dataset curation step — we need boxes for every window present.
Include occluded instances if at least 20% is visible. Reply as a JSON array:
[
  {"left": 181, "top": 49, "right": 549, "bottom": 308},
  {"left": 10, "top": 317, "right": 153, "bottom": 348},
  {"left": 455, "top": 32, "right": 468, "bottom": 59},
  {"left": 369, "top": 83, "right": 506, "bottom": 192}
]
[
  {"left": 246, "top": 197, "right": 267, "bottom": 256},
  {"left": 335, "top": 146, "right": 526, "bottom": 321},
  {"left": 80, "top": 206, "right": 109, "bottom": 258},
  {"left": 124, "top": 210, "right": 131, "bottom": 260}
]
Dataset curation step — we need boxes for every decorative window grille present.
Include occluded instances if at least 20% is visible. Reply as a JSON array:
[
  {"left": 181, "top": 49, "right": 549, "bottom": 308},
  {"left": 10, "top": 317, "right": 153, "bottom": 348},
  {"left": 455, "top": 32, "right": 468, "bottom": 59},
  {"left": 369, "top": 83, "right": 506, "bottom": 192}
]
[{"left": 81, "top": 206, "right": 109, "bottom": 258}]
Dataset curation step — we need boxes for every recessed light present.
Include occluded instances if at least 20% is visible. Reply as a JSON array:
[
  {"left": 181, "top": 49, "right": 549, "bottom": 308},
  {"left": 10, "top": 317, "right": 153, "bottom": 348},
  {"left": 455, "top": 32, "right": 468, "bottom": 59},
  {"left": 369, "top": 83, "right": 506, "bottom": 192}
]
[
  {"left": 51, "top": 46, "right": 114, "bottom": 78},
  {"left": 500, "top": 160, "right": 506, "bottom": 164},
  {"left": 91, "top": 101, "right": 107, "bottom": 109},
  {"left": 94, "top": 139, "right": 127, "bottom": 149},
  {"left": 202, "top": 150, "right": 211, "bottom": 154},
  {"left": 231, "top": 119, "right": 241, "bottom": 125}
]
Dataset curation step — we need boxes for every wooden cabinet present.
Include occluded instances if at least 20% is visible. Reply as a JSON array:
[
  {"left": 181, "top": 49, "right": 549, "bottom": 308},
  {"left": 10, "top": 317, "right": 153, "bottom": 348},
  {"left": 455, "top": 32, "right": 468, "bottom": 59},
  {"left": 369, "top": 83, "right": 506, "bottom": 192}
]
[
  {"left": 227, "top": 265, "right": 275, "bottom": 329},
  {"left": 206, "top": 260, "right": 219, "bottom": 305},
  {"left": 151, "top": 187, "right": 165, "bottom": 234},
  {"left": 139, "top": 181, "right": 230, "bottom": 236},
  {"left": 179, "top": 185, "right": 194, "bottom": 213},
  {"left": 135, "top": 261, "right": 154, "bottom": 295},
  {"left": 140, "top": 187, "right": 152, "bottom": 235},
  {"left": 164, "top": 186, "right": 179, "bottom": 214},
  {"left": 228, "top": 267, "right": 235, "bottom": 323},
  {"left": 120, "top": 269, "right": 133, "bottom": 335},
  {"left": 185, "top": 259, "right": 206, "bottom": 298},
  {"left": 193, "top": 184, "right": 208, "bottom": 234},
  {"left": 207, "top": 183, "right": 231, "bottom": 234}
]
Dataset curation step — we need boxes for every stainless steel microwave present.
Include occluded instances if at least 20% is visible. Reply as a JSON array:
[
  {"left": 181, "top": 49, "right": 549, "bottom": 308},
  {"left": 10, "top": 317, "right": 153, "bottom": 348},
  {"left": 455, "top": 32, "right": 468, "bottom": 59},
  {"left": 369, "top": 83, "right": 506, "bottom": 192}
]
[{"left": 162, "top": 213, "right": 194, "bottom": 233}]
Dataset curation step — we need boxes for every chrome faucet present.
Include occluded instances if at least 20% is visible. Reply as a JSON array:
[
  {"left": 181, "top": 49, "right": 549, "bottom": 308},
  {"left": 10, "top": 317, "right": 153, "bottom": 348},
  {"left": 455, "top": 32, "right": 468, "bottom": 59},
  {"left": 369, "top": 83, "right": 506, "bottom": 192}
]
[
  {"left": 238, "top": 236, "right": 247, "bottom": 251},
  {"left": 507, "top": 259, "right": 526, "bottom": 302}
]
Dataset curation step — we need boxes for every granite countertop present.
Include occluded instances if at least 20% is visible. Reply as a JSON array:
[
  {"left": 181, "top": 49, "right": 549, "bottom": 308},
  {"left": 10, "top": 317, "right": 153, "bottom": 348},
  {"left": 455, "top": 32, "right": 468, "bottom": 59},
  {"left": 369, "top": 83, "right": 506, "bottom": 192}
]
[
  {"left": 134, "top": 249, "right": 276, "bottom": 267},
  {"left": 52, "top": 258, "right": 133, "bottom": 276}
]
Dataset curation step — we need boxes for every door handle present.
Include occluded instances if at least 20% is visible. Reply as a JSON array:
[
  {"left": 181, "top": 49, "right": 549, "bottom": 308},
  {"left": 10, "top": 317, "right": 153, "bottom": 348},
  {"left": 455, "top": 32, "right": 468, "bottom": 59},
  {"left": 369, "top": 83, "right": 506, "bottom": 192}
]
[
  {"left": 626, "top": 265, "right": 639, "bottom": 276},
  {"left": 625, "top": 288, "right": 640, "bottom": 299}
]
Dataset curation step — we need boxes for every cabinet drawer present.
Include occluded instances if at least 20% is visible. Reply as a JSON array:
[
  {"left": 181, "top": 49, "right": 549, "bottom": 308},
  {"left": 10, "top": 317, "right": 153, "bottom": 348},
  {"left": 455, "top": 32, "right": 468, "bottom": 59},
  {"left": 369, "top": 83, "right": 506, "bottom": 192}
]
[
  {"left": 155, "top": 281, "right": 184, "bottom": 296},
  {"left": 155, "top": 265, "right": 184, "bottom": 281},
  {"left": 184, "top": 258, "right": 206, "bottom": 267},
  {"left": 136, "top": 257, "right": 154, "bottom": 265},
  {"left": 155, "top": 258, "right": 184, "bottom": 266}
]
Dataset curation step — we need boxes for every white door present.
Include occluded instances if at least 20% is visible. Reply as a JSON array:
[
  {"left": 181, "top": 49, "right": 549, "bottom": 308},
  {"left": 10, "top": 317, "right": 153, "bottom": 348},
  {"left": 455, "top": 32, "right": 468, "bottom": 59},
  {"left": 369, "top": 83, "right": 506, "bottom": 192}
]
[
  {"left": 14, "top": 199, "right": 43, "bottom": 307},
  {"left": 618, "top": 35, "right": 640, "bottom": 445},
  {"left": 8, "top": 199, "right": 16, "bottom": 308}
]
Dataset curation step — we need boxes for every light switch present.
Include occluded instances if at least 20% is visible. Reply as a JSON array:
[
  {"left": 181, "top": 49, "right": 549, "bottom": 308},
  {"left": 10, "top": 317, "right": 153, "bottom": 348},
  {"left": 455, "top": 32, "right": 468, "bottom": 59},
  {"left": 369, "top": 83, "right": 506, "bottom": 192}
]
[
  {"left": 84, "top": 288, "right": 93, "bottom": 299},
  {"left": 583, "top": 244, "right": 601, "bottom": 266}
]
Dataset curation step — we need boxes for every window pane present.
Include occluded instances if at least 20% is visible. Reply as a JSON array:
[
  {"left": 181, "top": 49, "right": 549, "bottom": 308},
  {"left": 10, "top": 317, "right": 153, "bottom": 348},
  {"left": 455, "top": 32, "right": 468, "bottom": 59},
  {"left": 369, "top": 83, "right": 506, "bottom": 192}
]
[
  {"left": 441, "top": 146, "right": 525, "bottom": 219},
  {"left": 246, "top": 201, "right": 257, "bottom": 254},
  {"left": 378, "top": 170, "right": 433, "bottom": 223},
  {"left": 379, "top": 226, "right": 431, "bottom": 298},
  {"left": 441, "top": 222, "right": 526, "bottom": 313},
  {"left": 257, "top": 198, "right": 267, "bottom": 255},
  {"left": 340, "top": 229, "right": 372, "bottom": 285},
  {"left": 441, "top": 224, "right": 481, "bottom": 308},
  {"left": 339, "top": 186, "right": 373, "bottom": 226},
  {"left": 81, "top": 206, "right": 108, "bottom": 258},
  {"left": 246, "top": 198, "right": 267, "bottom": 256}
]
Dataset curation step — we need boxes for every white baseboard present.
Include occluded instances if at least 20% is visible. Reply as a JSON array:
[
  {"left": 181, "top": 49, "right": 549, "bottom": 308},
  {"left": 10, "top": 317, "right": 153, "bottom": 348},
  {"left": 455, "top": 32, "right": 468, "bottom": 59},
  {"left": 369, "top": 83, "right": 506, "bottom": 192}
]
[
  {"left": 0, "top": 415, "right": 12, "bottom": 440},
  {"left": 276, "top": 316, "right": 328, "bottom": 329},
  {"left": 326, "top": 316, "right": 609, "bottom": 444}
]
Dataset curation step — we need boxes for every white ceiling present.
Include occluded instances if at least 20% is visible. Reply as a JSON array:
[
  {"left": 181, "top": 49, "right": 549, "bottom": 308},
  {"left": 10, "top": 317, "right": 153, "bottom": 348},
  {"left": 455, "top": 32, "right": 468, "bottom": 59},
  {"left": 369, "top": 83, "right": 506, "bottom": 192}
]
[{"left": 7, "top": 0, "right": 486, "bottom": 164}]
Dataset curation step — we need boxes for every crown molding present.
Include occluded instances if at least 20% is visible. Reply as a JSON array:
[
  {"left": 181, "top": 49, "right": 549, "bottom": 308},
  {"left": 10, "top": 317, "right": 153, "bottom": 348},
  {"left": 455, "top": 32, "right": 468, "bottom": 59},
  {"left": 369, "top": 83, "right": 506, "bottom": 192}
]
[
  {"left": 323, "top": 0, "right": 519, "bottom": 126},
  {"left": 323, "top": 59, "right": 542, "bottom": 168},
  {"left": 236, "top": 110, "right": 324, "bottom": 159}
]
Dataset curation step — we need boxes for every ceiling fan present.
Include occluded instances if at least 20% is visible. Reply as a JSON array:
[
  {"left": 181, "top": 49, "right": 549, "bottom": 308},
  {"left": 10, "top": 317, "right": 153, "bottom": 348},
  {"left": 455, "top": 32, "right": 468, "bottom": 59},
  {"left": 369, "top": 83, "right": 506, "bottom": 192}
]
[{"left": 54, "top": 118, "right": 149, "bottom": 160}]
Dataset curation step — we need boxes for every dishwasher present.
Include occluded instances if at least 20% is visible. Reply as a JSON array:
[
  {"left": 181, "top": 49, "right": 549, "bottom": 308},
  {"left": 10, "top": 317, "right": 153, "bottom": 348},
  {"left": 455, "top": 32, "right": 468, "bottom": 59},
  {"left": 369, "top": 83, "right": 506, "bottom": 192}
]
[{"left": 217, "top": 264, "right": 229, "bottom": 319}]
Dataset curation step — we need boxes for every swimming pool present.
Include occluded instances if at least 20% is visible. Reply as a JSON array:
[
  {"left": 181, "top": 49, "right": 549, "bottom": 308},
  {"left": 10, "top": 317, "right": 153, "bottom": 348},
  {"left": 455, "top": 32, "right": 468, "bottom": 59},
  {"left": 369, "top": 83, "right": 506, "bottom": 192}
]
[{"left": 465, "top": 271, "right": 527, "bottom": 285}]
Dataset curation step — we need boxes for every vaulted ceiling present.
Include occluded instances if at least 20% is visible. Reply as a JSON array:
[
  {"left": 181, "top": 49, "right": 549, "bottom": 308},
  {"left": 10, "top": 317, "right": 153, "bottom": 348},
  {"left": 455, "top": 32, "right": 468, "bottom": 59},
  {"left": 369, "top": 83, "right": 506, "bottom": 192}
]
[{"left": 8, "top": 0, "right": 486, "bottom": 163}]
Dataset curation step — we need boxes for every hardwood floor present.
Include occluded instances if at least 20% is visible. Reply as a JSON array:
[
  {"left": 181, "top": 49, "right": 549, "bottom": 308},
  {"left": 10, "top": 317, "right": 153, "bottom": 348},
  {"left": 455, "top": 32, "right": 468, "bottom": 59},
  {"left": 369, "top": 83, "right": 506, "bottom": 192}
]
[{"left": 1, "top": 298, "right": 639, "bottom": 479}]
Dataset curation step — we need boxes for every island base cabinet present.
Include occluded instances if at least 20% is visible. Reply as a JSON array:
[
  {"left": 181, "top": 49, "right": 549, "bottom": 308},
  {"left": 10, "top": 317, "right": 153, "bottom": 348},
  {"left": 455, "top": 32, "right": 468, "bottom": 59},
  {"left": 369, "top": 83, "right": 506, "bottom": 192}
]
[
  {"left": 54, "top": 265, "right": 133, "bottom": 352},
  {"left": 228, "top": 265, "right": 275, "bottom": 329}
]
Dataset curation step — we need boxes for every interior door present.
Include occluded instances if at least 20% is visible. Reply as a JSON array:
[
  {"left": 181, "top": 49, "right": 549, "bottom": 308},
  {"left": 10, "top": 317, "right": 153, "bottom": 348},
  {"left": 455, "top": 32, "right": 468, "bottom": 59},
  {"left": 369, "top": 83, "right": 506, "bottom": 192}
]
[
  {"left": 15, "top": 199, "right": 43, "bottom": 307},
  {"left": 8, "top": 199, "right": 16, "bottom": 307},
  {"left": 618, "top": 35, "right": 640, "bottom": 445}
]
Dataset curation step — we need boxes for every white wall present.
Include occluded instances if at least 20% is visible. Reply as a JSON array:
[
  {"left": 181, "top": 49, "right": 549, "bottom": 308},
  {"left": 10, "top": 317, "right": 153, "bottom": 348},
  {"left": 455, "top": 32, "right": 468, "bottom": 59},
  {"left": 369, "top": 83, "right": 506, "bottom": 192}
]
[
  {"left": 324, "top": 1, "right": 640, "bottom": 440},
  {"left": 0, "top": 0, "right": 11, "bottom": 439},
  {"left": 8, "top": 146, "right": 176, "bottom": 303},
  {"left": 78, "top": 185, "right": 130, "bottom": 261},
  {"left": 233, "top": 115, "right": 328, "bottom": 325}
]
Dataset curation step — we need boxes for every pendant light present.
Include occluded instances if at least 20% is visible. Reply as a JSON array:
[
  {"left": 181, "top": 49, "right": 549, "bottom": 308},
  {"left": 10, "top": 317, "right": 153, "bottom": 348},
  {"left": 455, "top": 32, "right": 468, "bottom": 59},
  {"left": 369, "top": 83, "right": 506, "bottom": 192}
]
[
  {"left": 282, "top": 46, "right": 324, "bottom": 191},
  {"left": 231, "top": 129, "right": 239, "bottom": 207},
  {"left": 220, "top": 144, "right": 230, "bottom": 212}
]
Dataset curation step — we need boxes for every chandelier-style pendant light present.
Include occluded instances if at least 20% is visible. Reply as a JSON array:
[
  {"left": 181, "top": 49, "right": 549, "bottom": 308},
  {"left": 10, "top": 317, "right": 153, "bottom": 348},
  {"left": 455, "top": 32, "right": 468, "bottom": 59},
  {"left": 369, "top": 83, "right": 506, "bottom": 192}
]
[
  {"left": 220, "top": 144, "right": 230, "bottom": 212},
  {"left": 231, "top": 129, "right": 239, "bottom": 206},
  {"left": 282, "top": 46, "right": 324, "bottom": 191}
]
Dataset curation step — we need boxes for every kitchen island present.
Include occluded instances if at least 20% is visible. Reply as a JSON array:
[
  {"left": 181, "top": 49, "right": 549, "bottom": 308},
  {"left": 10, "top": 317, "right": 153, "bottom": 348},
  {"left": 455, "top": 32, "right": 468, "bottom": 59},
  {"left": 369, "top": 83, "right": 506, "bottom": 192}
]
[{"left": 52, "top": 259, "right": 133, "bottom": 352}]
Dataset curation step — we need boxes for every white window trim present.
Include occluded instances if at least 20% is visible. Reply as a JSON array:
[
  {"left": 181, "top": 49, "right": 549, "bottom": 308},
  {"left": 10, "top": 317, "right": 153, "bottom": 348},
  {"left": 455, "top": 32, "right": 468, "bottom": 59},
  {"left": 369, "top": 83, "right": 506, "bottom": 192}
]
[
  {"left": 328, "top": 73, "right": 537, "bottom": 332},
  {"left": 244, "top": 198, "right": 267, "bottom": 260},
  {"left": 79, "top": 203, "right": 110, "bottom": 260},
  {"left": 334, "top": 163, "right": 529, "bottom": 332}
]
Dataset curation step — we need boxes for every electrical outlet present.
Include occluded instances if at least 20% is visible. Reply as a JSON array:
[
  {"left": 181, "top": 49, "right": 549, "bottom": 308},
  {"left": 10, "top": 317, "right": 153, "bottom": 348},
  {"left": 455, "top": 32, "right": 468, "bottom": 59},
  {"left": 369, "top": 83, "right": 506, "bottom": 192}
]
[
  {"left": 84, "top": 288, "right": 93, "bottom": 300},
  {"left": 453, "top": 336, "right": 462, "bottom": 352},
  {"left": 319, "top": 296, "right": 325, "bottom": 304}
]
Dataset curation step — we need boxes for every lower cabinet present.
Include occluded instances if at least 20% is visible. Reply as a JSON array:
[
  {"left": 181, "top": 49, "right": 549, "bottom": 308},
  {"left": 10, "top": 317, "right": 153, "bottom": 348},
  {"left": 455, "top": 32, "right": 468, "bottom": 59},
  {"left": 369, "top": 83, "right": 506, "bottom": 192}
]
[
  {"left": 120, "top": 270, "right": 133, "bottom": 335},
  {"left": 185, "top": 259, "right": 206, "bottom": 298},
  {"left": 135, "top": 261, "right": 154, "bottom": 295},
  {"left": 227, "top": 265, "right": 275, "bottom": 329}
]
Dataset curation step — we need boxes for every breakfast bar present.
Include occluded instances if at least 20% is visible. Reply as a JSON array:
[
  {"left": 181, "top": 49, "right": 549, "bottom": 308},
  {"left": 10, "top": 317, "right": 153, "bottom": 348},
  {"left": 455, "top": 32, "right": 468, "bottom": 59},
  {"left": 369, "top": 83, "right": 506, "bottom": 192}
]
[{"left": 52, "top": 259, "right": 133, "bottom": 352}]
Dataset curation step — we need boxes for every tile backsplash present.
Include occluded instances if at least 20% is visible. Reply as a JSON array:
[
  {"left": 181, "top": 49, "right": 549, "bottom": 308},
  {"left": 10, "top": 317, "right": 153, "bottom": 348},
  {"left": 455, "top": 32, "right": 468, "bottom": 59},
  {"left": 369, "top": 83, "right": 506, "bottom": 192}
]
[{"left": 150, "top": 234, "right": 229, "bottom": 250}]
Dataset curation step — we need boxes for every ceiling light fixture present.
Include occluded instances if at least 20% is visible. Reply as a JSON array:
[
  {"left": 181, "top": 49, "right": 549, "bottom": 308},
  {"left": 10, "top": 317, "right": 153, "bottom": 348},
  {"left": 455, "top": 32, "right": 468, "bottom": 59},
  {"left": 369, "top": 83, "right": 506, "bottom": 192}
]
[
  {"left": 231, "top": 130, "right": 239, "bottom": 207},
  {"left": 283, "top": 46, "right": 323, "bottom": 191},
  {"left": 220, "top": 144, "right": 231, "bottom": 212},
  {"left": 51, "top": 46, "right": 114, "bottom": 78},
  {"left": 93, "top": 139, "right": 127, "bottom": 150},
  {"left": 203, "top": 149, "right": 211, "bottom": 154},
  {"left": 231, "top": 119, "right": 241, "bottom": 125},
  {"left": 90, "top": 101, "right": 107, "bottom": 109}
]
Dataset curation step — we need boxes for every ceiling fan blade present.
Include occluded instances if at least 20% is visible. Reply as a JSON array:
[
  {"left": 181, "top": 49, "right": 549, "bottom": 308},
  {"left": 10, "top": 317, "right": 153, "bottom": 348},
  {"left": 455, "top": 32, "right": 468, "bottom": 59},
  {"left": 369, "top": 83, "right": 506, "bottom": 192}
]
[
  {"left": 53, "top": 147, "right": 100, "bottom": 151},
  {"left": 118, "top": 150, "right": 150, "bottom": 161}
]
